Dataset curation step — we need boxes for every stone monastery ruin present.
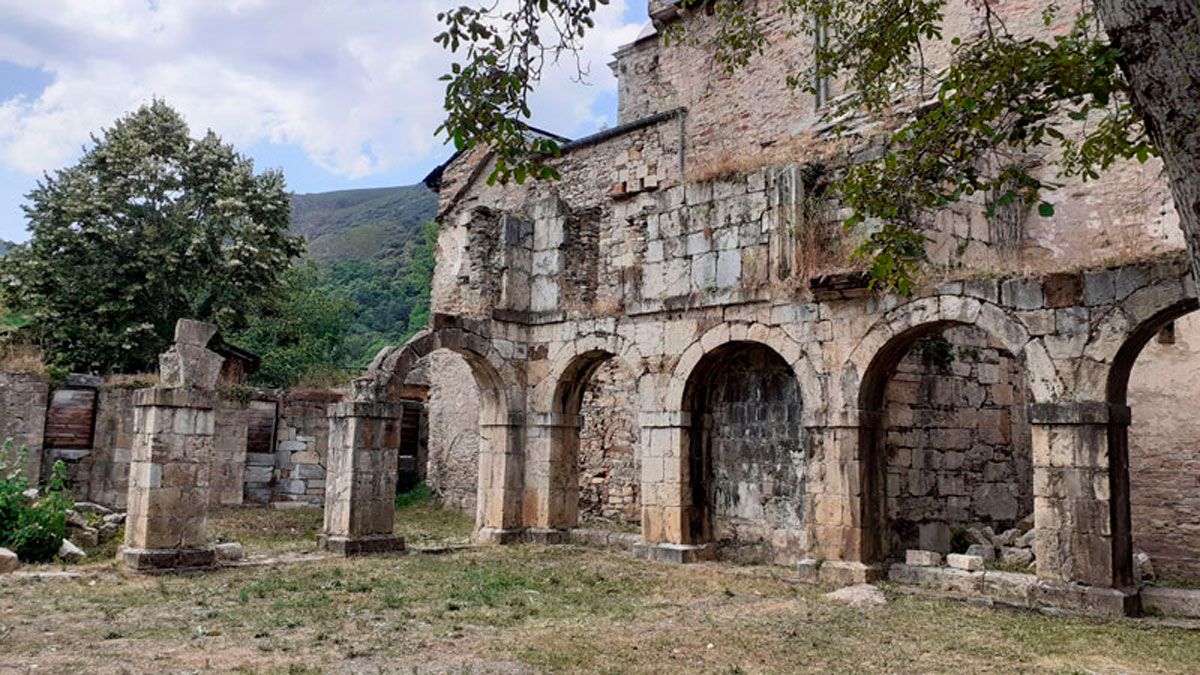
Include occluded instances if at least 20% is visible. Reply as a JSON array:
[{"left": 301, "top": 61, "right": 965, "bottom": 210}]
[{"left": 3, "top": 0, "right": 1199, "bottom": 618}]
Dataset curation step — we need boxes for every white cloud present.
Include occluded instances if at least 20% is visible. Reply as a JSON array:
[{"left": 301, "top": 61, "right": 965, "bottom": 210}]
[{"left": 0, "top": 0, "right": 643, "bottom": 179}]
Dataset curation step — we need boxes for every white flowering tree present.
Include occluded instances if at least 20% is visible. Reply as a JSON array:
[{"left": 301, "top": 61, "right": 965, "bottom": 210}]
[{"left": 1, "top": 100, "right": 303, "bottom": 373}]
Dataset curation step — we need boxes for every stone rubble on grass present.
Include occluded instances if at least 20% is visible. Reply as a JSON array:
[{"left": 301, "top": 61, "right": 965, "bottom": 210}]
[
  {"left": 74, "top": 501, "right": 113, "bottom": 516},
  {"left": 906, "top": 550, "right": 942, "bottom": 567},
  {"left": 57, "top": 539, "right": 86, "bottom": 561},
  {"left": 1000, "top": 547, "right": 1034, "bottom": 566},
  {"left": 824, "top": 584, "right": 887, "bottom": 608},
  {"left": 0, "top": 547, "right": 19, "bottom": 573},
  {"left": 1135, "top": 551, "right": 1156, "bottom": 582},
  {"left": 966, "top": 544, "right": 996, "bottom": 562},
  {"left": 214, "top": 542, "right": 244, "bottom": 562}
]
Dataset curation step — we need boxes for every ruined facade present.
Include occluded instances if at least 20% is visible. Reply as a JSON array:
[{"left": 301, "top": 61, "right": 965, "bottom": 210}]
[{"left": 314, "top": 0, "right": 1200, "bottom": 616}]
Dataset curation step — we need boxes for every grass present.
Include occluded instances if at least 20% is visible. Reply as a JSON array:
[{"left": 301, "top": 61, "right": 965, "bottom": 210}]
[{"left": 3, "top": 506, "right": 1198, "bottom": 673}]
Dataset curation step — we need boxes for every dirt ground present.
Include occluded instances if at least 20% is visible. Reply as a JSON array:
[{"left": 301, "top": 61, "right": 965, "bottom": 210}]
[{"left": 2, "top": 504, "right": 1199, "bottom": 674}]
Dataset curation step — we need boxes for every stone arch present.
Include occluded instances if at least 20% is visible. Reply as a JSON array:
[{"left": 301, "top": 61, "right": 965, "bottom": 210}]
[
  {"left": 665, "top": 322, "right": 822, "bottom": 414},
  {"left": 668, "top": 335, "right": 810, "bottom": 561},
  {"left": 367, "top": 325, "right": 523, "bottom": 538},
  {"left": 531, "top": 340, "right": 642, "bottom": 531},
  {"left": 847, "top": 294, "right": 1042, "bottom": 565}
]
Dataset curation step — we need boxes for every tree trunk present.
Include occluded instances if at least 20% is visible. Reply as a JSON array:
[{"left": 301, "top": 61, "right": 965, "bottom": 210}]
[{"left": 1096, "top": 0, "right": 1200, "bottom": 283}]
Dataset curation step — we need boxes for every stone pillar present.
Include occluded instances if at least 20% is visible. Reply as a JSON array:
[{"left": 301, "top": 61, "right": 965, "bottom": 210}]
[
  {"left": 475, "top": 413, "right": 525, "bottom": 543},
  {"left": 320, "top": 401, "right": 406, "bottom": 555},
  {"left": 633, "top": 412, "right": 714, "bottom": 563},
  {"left": 1028, "top": 402, "right": 1138, "bottom": 615},
  {"left": 797, "top": 409, "right": 886, "bottom": 585},
  {"left": 122, "top": 387, "right": 217, "bottom": 570},
  {"left": 122, "top": 319, "right": 225, "bottom": 572},
  {"left": 523, "top": 412, "right": 580, "bottom": 542}
]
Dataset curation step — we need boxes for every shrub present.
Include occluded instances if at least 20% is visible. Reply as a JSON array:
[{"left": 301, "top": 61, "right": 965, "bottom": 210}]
[
  {"left": 395, "top": 483, "right": 431, "bottom": 510},
  {"left": 0, "top": 441, "right": 74, "bottom": 562}
]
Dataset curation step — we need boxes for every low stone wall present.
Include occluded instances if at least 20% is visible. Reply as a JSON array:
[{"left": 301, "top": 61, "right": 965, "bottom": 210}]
[
  {"left": 0, "top": 371, "right": 50, "bottom": 484},
  {"left": 271, "top": 391, "right": 339, "bottom": 505}
]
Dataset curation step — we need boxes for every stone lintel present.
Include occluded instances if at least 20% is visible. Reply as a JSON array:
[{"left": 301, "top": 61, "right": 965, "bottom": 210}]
[
  {"left": 328, "top": 401, "right": 402, "bottom": 420},
  {"left": 132, "top": 387, "right": 215, "bottom": 410},
  {"left": 631, "top": 541, "right": 716, "bottom": 565},
  {"left": 475, "top": 527, "right": 526, "bottom": 545},
  {"left": 122, "top": 546, "right": 217, "bottom": 573},
  {"left": 318, "top": 534, "right": 405, "bottom": 556},
  {"left": 523, "top": 527, "right": 570, "bottom": 545},
  {"left": 1028, "top": 401, "right": 1130, "bottom": 426}
]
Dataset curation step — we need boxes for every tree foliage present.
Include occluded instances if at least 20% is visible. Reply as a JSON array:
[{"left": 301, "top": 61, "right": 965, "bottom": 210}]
[
  {"left": 436, "top": 0, "right": 1172, "bottom": 292},
  {"left": 0, "top": 100, "right": 303, "bottom": 373}
]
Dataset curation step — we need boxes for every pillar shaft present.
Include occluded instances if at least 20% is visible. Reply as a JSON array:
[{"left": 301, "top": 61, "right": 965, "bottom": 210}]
[
  {"left": 1029, "top": 402, "right": 1129, "bottom": 588},
  {"left": 320, "top": 401, "right": 406, "bottom": 555},
  {"left": 122, "top": 387, "right": 217, "bottom": 571},
  {"left": 475, "top": 414, "right": 525, "bottom": 542},
  {"left": 524, "top": 413, "right": 581, "bottom": 531}
]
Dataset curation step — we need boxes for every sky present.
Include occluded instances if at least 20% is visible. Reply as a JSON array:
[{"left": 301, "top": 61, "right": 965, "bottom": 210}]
[{"left": 0, "top": 0, "right": 647, "bottom": 242}]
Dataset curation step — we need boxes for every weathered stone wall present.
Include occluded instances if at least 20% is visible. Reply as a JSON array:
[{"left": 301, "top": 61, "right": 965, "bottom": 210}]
[
  {"left": 86, "top": 386, "right": 137, "bottom": 508},
  {"left": 271, "top": 391, "right": 338, "bottom": 505},
  {"left": 424, "top": 350, "right": 481, "bottom": 514},
  {"left": 0, "top": 371, "right": 49, "bottom": 483},
  {"left": 1127, "top": 313, "right": 1200, "bottom": 581},
  {"left": 884, "top": 326, "right": 1033, "bottom": 556},
  {"left": 577, "top": 358, "right": 641, "bottom": 525},
  {"left": 210, "top": 398, "right": 249, "bottom": 507},
  {"left": 693, "top": 344, "right": 807, "bottom": 564}
]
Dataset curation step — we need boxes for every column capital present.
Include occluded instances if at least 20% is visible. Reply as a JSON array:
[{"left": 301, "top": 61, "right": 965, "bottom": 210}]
[
  {"left": 132, "top": 386, "right": 215, "bottom": 410},
  {"left": 1028, "top": 401, "right": 1130, "bottom": 425},
  {"left": 328, "top": 401, "right": 402, "bottom": 420}
]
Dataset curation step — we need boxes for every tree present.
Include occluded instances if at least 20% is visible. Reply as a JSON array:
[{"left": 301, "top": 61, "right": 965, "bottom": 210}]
[
  {"left": 227, "top": 262, "right": 357, "bottom": 388},
  {"left": 1, "top": 100, "right": 304, "bottom": 372},
  {"left": 436, "top": 0, "right": 1200, "bottom": 291}
]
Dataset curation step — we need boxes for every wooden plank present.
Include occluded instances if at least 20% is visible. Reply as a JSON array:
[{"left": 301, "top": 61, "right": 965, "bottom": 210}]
[{"left": 44, "top": 389, "right": 97, "bottom": 449}]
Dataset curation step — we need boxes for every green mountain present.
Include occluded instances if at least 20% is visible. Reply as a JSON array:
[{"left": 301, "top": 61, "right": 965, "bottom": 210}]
[
  {"left": 287, "top": 184, "right": 440, "bottom": 370},
  {"left": 290, "top": 184, "right": 438, "bottom": 272},
  {"left": 0, "top": 240, "right": 10, "bottom": 256}
]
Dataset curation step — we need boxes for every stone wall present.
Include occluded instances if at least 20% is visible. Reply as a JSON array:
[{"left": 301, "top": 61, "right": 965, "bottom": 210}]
[
  {"left": 424, "top": 350, "right": 480, "bottom": 514},
  {"left": 86, "top": 386, "right": 137, "bottom": 508},
  {"left": 883, "top": 325, "right": 1033, "bottom": 556},
  {"left": 1127, "top": 313, "right": 1200, "bottom": 581},
  {"left": 577, "top": 358, "right": 641, "bottom": 525},
  {"left": 269, "top": 392, "right": 339, "bottom": 505},
  {"left": 0, "top": 371, "right": 50, "bottom": 483}
]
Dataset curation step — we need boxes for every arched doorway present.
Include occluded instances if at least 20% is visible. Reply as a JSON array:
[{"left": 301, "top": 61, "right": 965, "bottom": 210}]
[{"left": 680, "top": 341, "right": 806, "bottom": 564}]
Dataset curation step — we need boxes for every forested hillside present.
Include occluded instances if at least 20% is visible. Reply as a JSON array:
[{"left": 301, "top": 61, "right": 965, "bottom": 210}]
[{"left": 286, "top": 184, "right": 440, "bottom": 374}]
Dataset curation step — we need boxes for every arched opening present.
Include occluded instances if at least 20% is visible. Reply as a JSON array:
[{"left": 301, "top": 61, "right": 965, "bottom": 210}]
[
  {"left": 681, "top": 341, "right": 806, "bottom": 564},
  {"left": 1108, "top": 297, "right": 1200, "bottom": 586},
  {"left": 404, "top": 350, "right": 482, "bottom": 515},
  {"left": 549, "top": 350, "right": 641, "bottom": 530},
  {"left": 860, "top": 323, "right": 1034, "bottom": 564}
]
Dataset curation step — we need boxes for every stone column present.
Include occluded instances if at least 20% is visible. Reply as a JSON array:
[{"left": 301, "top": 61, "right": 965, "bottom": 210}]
[
  {"left": 122, "top": 319, "right": 226, "bottom": 572},
  {"left": 320, "top": 401, "right": 406, "bottom": 555},
  {"left": 1028, "top": 401, "right": 1137, "bottom": 615},
  {"left": 633, "top": 411, "right": 713, "bottom": 563},
  {"left": 797, "top": 409, "right": 886, "bottom": 585},
  {"left": 475, "top": 413, "right": 525, "bottom": 543},
  {"left": 523, "top": 412, "right": 581, "bottom": 543}
]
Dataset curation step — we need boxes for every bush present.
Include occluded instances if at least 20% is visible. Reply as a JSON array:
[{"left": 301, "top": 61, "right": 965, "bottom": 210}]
[
  {"left": 0, "top": 441, "right": 74, "bottom": 562},
  {"left": 395, "top": 483, "right": 432, "bottom": 510}
]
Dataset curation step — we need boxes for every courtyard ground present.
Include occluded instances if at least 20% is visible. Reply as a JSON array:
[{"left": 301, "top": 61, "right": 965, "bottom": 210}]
[{"left": 2, "top": 502, "right": 1199, "bottom": 674}]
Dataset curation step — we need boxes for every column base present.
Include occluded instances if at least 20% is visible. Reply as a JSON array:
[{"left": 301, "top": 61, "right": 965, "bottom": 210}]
[
  {"left": 632, "top": 542, "right": 717, "bottom": 565},
  {"left": 122, "top": 547, "right": 217, "bottom": 573},
  {"left": 1033, "top": 581, "right": 1140, "bottom": 618},
  {"left": 523, "top": 527, "right": 569, "bottom": 545},
  {"left": 319, "top": 534, "right": 406, "bottom": 556},
  {"left": 796, "top": 559, "right": 887, "bottom": 586},
  {"left": 474, "top": 527, "right": 526, "bottom": 545}
]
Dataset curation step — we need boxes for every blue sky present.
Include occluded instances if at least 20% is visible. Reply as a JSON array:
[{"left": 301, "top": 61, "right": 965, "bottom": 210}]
[{"left": 0, "top": 1, "right": 646, "bottom": 242}]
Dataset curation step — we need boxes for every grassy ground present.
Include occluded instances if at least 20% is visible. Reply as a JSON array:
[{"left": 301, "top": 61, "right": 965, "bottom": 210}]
[{"left": 2, "top": 505, "right": 1199, "bottom": 674}]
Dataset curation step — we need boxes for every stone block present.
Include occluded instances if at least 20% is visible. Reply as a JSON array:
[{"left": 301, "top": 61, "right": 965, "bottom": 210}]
[
  {"left": 214, "top": 542, "right": 244, "bottom": 561},
  {"left": 947, "top": 553, "right": 984, "bottom": 571},
  {"left": 966, "top": 544, "right": 996, "bottom": 561},
  {"left": 1000, "top": 547, "right": 1034, "bottom": 567},
  {"left": 905, "top": 549, "right": 942, "bottom": 567},
  {"left": 0, "top": 547, "right": 18, "bottom": 573},
  {"left": 1141, "top": 587, "right": 1200, "bottom": 619}
]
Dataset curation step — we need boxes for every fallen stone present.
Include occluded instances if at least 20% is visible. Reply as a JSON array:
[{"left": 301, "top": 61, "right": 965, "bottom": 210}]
[
  {"left": 947, "top": 553, "right": 985, "bottom": 571},
  {"left": 0, "top": 547, "right": 19, "bottom": 573},
  {"left": 1000, "top": 547, "right": 1034, "bottom": 567},
  {"left": 74, "top": 501, "right": 113, "bottom": 516},
  {"left": 66, "top": 510, "right": 90, "bottom": 529},
  {"left": 906, "top": 549, "right": 942, "bottom": 567},
  {"left": 1016, "top": 513, "right": 1035, "bottom": 532},
  {"left": 824, "top": 584, "right": 887, "bottom": 608},
  {"left": 173, "top": 318, "right": 218, "bottom": 347},
  {"left": 965, "top": 527, "right": 992, "bottom": 548},
  {"left": 1134, "top": 552, "right": 1156, "bottom": 582},
  {"left": 995, "top": 529, "right": 1022, "bottom": 547},
  {"left": 215, "top": 542, "right": 244, "bottom": 561},
  {"left": 98, "top": 521, "right": 122, "bottom": 542},
  {"left": 966, "top": 544, "right": 996, "bottom": 562},
  {"left": 1141, "top": 586, "right": 1200, "bottom": 619},
  {"left": 1015, "top": 529, "right": 1037, "bottom": 549},
  {"left": 58, "top": 539, "right": 86, "bottom": 562},
  {"left": 102, "top": 513, "right": 126, "bottom": 525},
  {"left": 22, "top": 488, "right": 38, "bottom": 499},
  {"left": 72, "top": 527, "right": 99, "bottom": 548}
]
